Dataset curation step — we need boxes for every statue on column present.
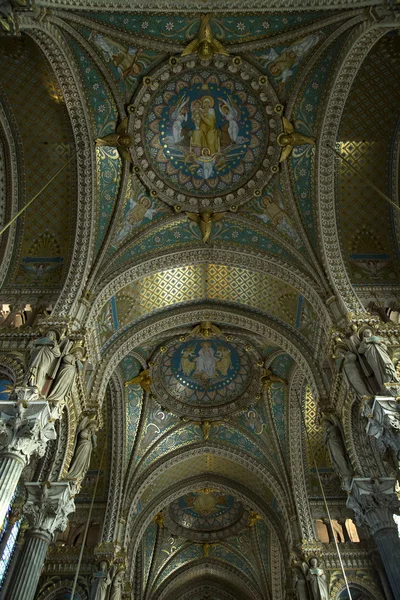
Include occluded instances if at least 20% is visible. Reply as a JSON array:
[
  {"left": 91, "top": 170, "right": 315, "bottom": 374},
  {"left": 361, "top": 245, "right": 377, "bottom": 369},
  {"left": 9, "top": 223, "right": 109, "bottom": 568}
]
[
  {"left": 322, "top": 414, "right": 353, "bottom": 490},
  {"left": 303, "top": 558, "right": 329, "bottom": 600},
  {"left": 335, "top": 346, "right": 374, "bottom": 398},
  {"left": 358, "top": 328, "right": 400, "bottom": 396},
  {"left": 91, "top": 561, "right": 111, "bottom": 600},
  {"left": 47, "top": 342, "right": 86, "bottom": 402},
  {"left": 26, "top": 330, "right": 62, "bottom": 393},
  {"left": 65, "top": 416, "right": 97, "bottom": 484},
  {"left": 294, "top": 567, "right": 310, "bottom": 600},
  {"left": 110, "top": 569, "right": 125, "bottom": 600}
]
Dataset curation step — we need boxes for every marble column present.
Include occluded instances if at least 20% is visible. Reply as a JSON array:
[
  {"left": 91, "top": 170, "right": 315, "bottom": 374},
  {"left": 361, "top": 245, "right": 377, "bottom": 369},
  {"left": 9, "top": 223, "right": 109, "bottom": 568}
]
[
  {"left": 5, "top": 482, "right": 75, "bottom": 600},
  {"left": 0, "top": 385, "right": 58, "bottom": 526},
  {"left": 347, "top": 477, "right": 400, "bottom": 600}
]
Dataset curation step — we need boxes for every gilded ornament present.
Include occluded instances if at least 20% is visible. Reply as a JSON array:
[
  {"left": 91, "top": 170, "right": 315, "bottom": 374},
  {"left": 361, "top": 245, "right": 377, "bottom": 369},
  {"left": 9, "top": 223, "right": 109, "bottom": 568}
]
[
  {"left": 96, "top": 118, "right": 133, "bottom": 163},
  {"left": 190, "top": 321, "right": 222, "bottom": 338},
  {"left": 181, "top": 14, "right": 229, "bottom": 61},
  {"left": 124, "top": 370, "right": 152, "bottom": 393},
  {"left": 261, "top": 368, "right": 286, "bottom": 389},
  {"left": 153, "top": 512, "right": 165, "bottom": 528},
  {"left": 186, "top": 211, "right": 226, "bottom": 243},
  {"left": 278, "top": 117, "right": 315, "bottom": 162},
  {"left": 248, "top": 511, "right": 263, "bottom": 527}
]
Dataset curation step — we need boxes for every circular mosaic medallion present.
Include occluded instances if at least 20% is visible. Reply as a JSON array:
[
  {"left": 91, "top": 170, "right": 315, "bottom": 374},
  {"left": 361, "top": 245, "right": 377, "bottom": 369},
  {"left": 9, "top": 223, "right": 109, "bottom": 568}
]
[
  {"left": 169, "top": 491, "right": 243, "bottom": 533},
  {"left": 131, "top": 55, "right": 281, "bottom": 211},
  {"left": 151, "top": 336, "right": 261, "bottom": 418}
]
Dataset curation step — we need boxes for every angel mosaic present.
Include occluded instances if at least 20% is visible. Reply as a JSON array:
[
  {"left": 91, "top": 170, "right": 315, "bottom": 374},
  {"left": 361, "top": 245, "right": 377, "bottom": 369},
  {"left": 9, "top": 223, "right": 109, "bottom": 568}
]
[
  {"left": 259, "top": 32, "right": 322, "bottom": 84},
  {"left": 89, "top": 32, "right": 157, "bottom": 94}
]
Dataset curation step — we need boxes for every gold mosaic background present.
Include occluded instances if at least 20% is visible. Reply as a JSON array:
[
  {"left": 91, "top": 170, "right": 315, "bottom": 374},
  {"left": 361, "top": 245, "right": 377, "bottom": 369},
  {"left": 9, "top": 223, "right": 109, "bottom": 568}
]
[
  {"left": 337, "top": 33, "right": 400, "bottom": 285},
  {"left": 114, "top": 265, "right": 306, "bottom": 328},
  {"left": 0, "top": 35, "right": 75, "bottom": 289}
]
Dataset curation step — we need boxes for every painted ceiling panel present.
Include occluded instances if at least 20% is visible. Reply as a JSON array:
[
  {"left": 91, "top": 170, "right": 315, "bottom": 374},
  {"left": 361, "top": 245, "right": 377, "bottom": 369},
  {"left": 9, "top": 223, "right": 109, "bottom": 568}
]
[
  {"left": 97, "top": 264, "right": 318, "bottom": 351},
  {"left": 337, "top": 32, "right": 400, "bottom": 286},
  {"left": 0, "top": 34, "right": 76, "bottom": 291}
]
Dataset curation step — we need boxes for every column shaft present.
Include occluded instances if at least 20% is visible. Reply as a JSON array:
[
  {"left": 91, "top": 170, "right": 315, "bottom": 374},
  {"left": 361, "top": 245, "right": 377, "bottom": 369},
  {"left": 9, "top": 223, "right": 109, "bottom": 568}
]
[
  {"left": 373, "top": 527, "right": 400, "bottom": 600},
  {"left": 5, "top": 531, "right": 50, "bottom": 600},
  {"left": 0, "top": 454, "right": 24, "bottom": 527}
]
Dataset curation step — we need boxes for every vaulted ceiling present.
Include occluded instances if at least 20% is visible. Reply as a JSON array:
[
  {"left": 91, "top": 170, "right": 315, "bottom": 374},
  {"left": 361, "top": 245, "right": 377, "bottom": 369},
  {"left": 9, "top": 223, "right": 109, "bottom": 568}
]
[{"left": 1, "top": 6, "right": 399, "bottom": 600}]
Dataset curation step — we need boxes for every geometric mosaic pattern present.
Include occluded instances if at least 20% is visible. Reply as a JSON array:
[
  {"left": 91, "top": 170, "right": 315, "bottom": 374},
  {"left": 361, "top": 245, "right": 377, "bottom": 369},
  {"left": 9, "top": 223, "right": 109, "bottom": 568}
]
[
  {"left": 99, "top": 264, "right": 314, "bottom": 348},
  {"left": 338, "top": 33, "right": 400, "bottom": 284}
]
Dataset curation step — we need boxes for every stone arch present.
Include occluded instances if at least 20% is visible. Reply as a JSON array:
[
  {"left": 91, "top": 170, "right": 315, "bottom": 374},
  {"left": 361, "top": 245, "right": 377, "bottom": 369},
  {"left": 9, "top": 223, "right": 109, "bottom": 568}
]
[
  {"left": 19, "top": 18, "right": 95, "bottom": 319},
  {"left": 87, "top": 247, "right": 330, "bottom": 329},
  {"left": 124, "top": 447, "right": 294, "bottom": 566},
  {"left": 90, "top": 304, "right": 327, "bottom": 410},
  {"left": 317, "top": 16, "right": 399, "bottom": 315},
  {"left": 155, "top": 561, "right": 263, "bottom": 600}
]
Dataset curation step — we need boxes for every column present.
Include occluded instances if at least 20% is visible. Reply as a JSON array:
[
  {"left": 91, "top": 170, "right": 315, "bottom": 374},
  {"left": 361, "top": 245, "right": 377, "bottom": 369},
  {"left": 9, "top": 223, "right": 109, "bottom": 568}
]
[
  {"left": 322, "top": 518, "right": 335, "bottom": 543},
  {"left": 5, "top": 482, "right": 75, "bottom": 600},
  {"left": 0, "top": 385, "right": 58, "bottom": 526},
  {"left": 337, "top": 519, "right": 351, "bottom": 543},
  {"left": 347, "top": 477, "right": 400, "bottom": 600}
]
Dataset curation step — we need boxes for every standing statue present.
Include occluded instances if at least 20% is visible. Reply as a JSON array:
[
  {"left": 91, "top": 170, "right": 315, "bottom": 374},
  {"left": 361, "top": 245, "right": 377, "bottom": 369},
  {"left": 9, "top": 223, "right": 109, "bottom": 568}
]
[
  {"left": 358, "top": 328, "right": 400, "bottom": 395},
  {"left": 66, "top": 416, "right": 97, "bottom": 483},
  {"left": 91, "top": 561, "right": 111, "bottom": 600},
  {"left": 304, "top": 558, "right": 329, "bottom": 600},
  {"left": 110, "top": 569, "right": 125, "bottom": 600},
  {"left": 27, "top": 330, "right": 61, "bottom": 392},
  {"left": 336, "top": 347, "right": 373, "bottom": 398},
  {"left": 322, "top": 414, "right": 353, "bottom": 490},
  {"left": 294, "top": 568, "right": 310, "bottom": 600},
  {"left": 47, "top": 343, "right": 86, "bottom": 402}
]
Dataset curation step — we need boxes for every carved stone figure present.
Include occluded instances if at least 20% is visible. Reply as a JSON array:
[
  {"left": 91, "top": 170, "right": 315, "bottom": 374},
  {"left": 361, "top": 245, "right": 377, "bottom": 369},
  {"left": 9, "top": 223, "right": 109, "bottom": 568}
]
[
  {"left": 304, "top": 558, "right": 329, "bottom": 600},
  {"left": 336, "top": 347, "right": 373, "bottom": 398},
  {"left": 110, "top": 569, "right": 125, "bottom": 600},
  {"left": 125, "top": 369, "right": 152, "bottom": 393},
  {"left": 27, "top": 330, "right": 61, "bottom": 393},
  {"left": 322, "top": 414, "right": 353, "bottom": 490},
  {"left": 363, "top": 399, "right": 400, "bottom": 461},
  {"left": 181, "top": 14, "right": 229, "bottom": 60},
  {"left": 358, "top": 328, "right": 400, "bottom": 395},
  {"left": 65, "top": 417, "right": 97, "bottom": 483},
  {"left": 96, "top": 118, "right": 133, "bottom": 163},
  {"left": 47, "top": 345, "right": 85, "bottom": 403},
  {"left": 294, "top": 569, "right": 310, "bottom": 600},
  {"left": 278, "top": 117, "right": 315, "bottom": 162},
  {"left": 186, "top": 211, "right": 225, "bottom": 243},
  {"left": 91, "top": 561, "right": 111, "bottom": 600}
]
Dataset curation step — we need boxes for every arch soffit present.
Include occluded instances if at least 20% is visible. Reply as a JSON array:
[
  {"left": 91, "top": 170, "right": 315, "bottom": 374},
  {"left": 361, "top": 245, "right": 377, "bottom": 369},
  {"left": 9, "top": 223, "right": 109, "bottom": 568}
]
[
  {"left": 151, "top": 540, "right": 260, "bottom": 592},
  {"left": 154, "top": 560, "right": 262, "bottom": 600},
  {"left": 317, "top": 17, "right": 398, "bottom": 314},
  {"left": 87, "top": 248, "right": 330, "bottom": 327},
  {"left": 125, "top": 450, "right": 293, "bottom": 560},
  {"left": 19, "top": 18, "right": 96, "bottom": 318},
  {"left": 0, "top": 104, "right": 19, "bottom": 291},
  {"left": 173, "top": 583, "right": 240, "bottom": 600},
  {"left": 90, "top": 305, "right": 327, "bottom": 407}
]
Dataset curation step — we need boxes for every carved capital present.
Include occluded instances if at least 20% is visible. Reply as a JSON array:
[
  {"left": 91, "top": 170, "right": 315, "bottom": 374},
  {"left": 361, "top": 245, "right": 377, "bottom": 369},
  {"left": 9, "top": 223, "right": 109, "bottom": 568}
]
[
  {"left": 0, "top": 389, "right": 58, "bottom": 463},
  {"left": 347, "top": 477, "right": 400, "bottom": 536},
  {"left": 23, "top": 482, "right": 75, "bottom": 540}
]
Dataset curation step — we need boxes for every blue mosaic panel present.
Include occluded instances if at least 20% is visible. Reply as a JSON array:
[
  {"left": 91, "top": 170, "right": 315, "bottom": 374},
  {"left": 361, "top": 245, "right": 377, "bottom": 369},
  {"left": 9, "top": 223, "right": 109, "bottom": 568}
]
[
  {"left": 79, "top": 13, "right": 330, "bottom": 43},
  {"left": 79, "top": 25, "right": 162, "bottom": 100},
  {"left": 290, "top": 33, "right": 349, "bottom": 248},
  {"left": 66, "top": 34, "right": 122, "bottom": 252}
]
